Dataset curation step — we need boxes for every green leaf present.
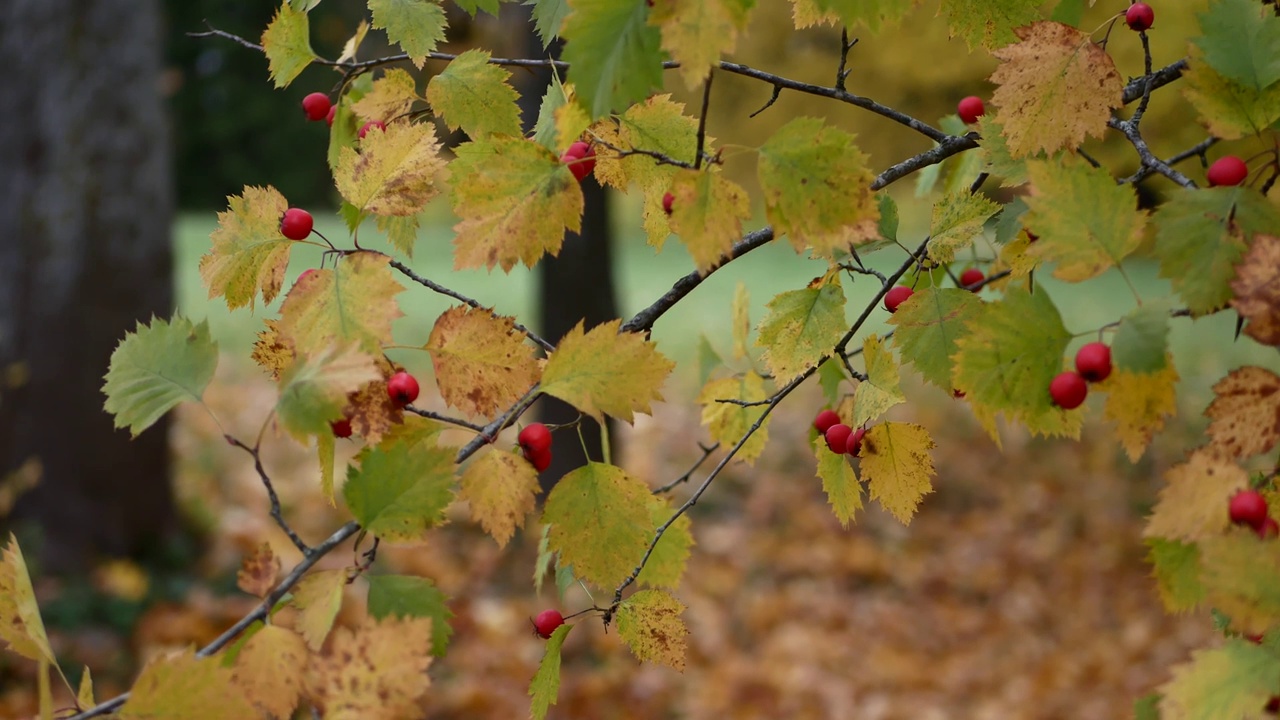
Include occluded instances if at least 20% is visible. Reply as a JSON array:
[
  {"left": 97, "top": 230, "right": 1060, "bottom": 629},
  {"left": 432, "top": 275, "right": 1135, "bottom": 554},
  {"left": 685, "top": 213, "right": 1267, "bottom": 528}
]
[
  {"left": 199, "top": 185, "right": 294, "bottom": 310},
  {"left": 276, "top": 345, "right": 379, "bottom": 441},
  {"left": 366, "top": 574, "right": 454, "bottom": 657},
  {"left": 977, "top": 116, "right": 1035, "bottom": 188},
  {"left": 561, "top": 0, "right": 664, "bottom": 119},
  {"left": 453, "top": 0, "right": 501, "bottom": 14},
  {"left": 1111, "top": 302, "right": 1170, "bottom": 373},
  {"left": 889, "top": 287, "right": 982, "bottom": 391},
  {"left": 809, "top": 0, "right": 911, "bottom": 32},
  {"left": 1133, "top": 693, "right": 1160, "bottom": 720},
  {"left": 993, "top": 197, "right": 1029, "bottom": 245},
  {"left": 940, "top": 0, "right": 1039, "bottom": 49},
  {"left": 817, "top": 361, "right": 846, "bottom": 407},
  {"left": 1158, "top": 640, "right": 1280, "bottom": 719},
  {"left": 528, "top": 623, "right": 572, "bottom": 720},
  {"left": 852, "top": 335, "right": 904, "bottom": 427},
  {"left": 425, "top": 50, "right": 523, "bottom": 138},
  {"left": 369, "top": 0, "right": 448, "bottom": 69},
  {"left": 814, "top": 435, "right": 862, "bottom": 527},
  {"left": 1192, "top": 0, "right": 1280, "bottom": 91},
  {"left": 876, "top": 193, "right": 899, "bottom": 243},
  {"left": 343, "top": 439, "right": 456, "bottom": 543},
  {"left": 529, "top": 0, "right": 571, "bottom": 47},
  {"left": 531, "top": 75, "right": 570, "bottom": 151},
  {"left": 103, "top": 316, "right": 218, "bottom": 437},
  {"left": 1049, "top": 0, "right": 1083, "bottom": 26},
  {"left": 755, "top": 274, "right": 847, "bottom": 383},
  {"left": 615, "top": 589, "right": 688, "bottom": 670},
  {"left": 1146, "top": 538, "right": 1204, "bottom": 613},
  {"left": 635, "top": 497, "right": 693, "bottom": 589},
  {"left": 328, "top": 75, "right": 371, "bottom": 172},
  {"left": 376, "top": 213, "right": 421, "bottom": 258},
  {"left": 541, "top": 320, "right": 674, "bottom": 424},
  {"left": 1182, "top": 58, "right": 1280, "bottom": 141},
  {"left": 261, "top": 2, "right": 316, "bottom": 88},
  {"left": 543, "top": 462, "right": 653, "bottom": 588},
  {"left": 927, "top": 191, "right": 1000, "bottom": 264},
  {"left": 1153, "top": 186, "right": 1280, "bottom": 315},
  {"left": 695, "top": 335, "right": 722, "bottom": 388},
  {"left": 1200, "top": 533, "right": 1280, "bottom": 636},
  {"left": 594, "top": 95, "right": 699, "bottom": 193}
]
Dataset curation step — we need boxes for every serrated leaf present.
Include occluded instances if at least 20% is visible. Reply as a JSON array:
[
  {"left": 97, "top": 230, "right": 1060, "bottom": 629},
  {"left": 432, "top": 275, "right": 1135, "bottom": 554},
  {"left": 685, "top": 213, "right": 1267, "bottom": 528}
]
[
  {"left": 327, "top": 76, "right": 369, "bottom": 172},
  {"left": 531, "top": 75, "right": 572, "bottom": 152},
  {"left": 594, "top": 95, "right": 700, "bottom": 193},
  {"left": 102, "top": 316, "right": 218, "bottom": 438},
  {"left": 989, "top": 22, "right": 1122, "bottom": 158},
  {"left": 977, "top": 116, "right": 1035, "bottom": 187},
  {"left": 668, "top": 167, "right": 751, "bottom": 274},
  {"left": 425, "top": 49, "right": 522, "bottom": 138},
  {"left": 1206, "top": 366, "right": 1280, "bottom": 460},
  {"left": 1153, "top": 186, "right": 1280, "bottom": 315},
  {"left": 231, "top": 626, "right": 307, "bottom": 720},
  {"left": 335, "top": 122, "right": 446, "bottom": 216},
  {"left": 121, "top": 648, "right": 256, "bottom": 720},
  {"left": 529, "top": 623, "right": 572, "bottom": 720},
  {"left": 336, "top": 19, "right": 369, "bottom": 64},
  {"left": 276, "top": 252, "right": 404, "bottom": 355},
  {"left": 926, "top": 192, "right": 1000, "bottom": 264},
  {"left": 755, "top": 274, "right": 847, "bottom": 384},
  {"left": 458, "top": 447, "right": 541, "bottom": 548},
  {"left": 1158, "top": 640, "right": 1280, "bottom": 720},
  {"left": 199, "top": 186, "right": 294, "bottom": 310},
  {"left": 889, "top": 287, "right": 982, "bottom": 391},
  {"left": 1232, "top": 234, "right": 1280, "bottom": 346},
  {"left": 340, "top": 355, "right": 405, "bottom": 445},
  {"left": 790, "top": 0, "right": 837, "bottom": 28},
  {"left": 814, "top": 435, "right": 862, "bottom": 527},
  {"left": 449, "top": 135, "right": 583, "bottom": 271},
  {"left": 1023, "top": 156, "right": 1146, "bottom": 281},
  {"left": 541, "top": 320, "right": 674, "bottom": 424},
  {"left": 261, "top": 2, "right": 315, "bottom": 88},
  {"left": 276, "top": 345, "right": 380, "bottom": 441},
  {"left": 1143, "top": 449, "right": 1249, "bottom": 542},
  {"left": 853, "top": 335, "right": 905, "bottom": 427},
  {"left": 369, "top": 0, "right": 447, "bottom": 69},
  {"left": 1112, "top": 302, "right": 1170, "bottom": 373},
  {"left": 307, "top": 615, "right": 433, "bottom": 719},
  {"left": 817, "top": 361, "right": 846, "bottom": 407},
  {"left": 697, "top": 372, "right": 770, "bottom": 465},
  {"left": 351, "top": 68, "right": 418, "bottom": 124},
  {"left": 530, "top": 0, "right": 571, "bottom": 47},
  {"left": 453, "top": 0, "right": 500, "bottom": 14},
  {"left": 543, "top": 462, "right": 652, "bottom": 588},
  {"left": 77, "top": 666, "right": 95, "bottom": 709},
  {"left": 1182, "top": 58, "right": 1280, "bottom": 141},
  {"left": 561, "top": 0, "right": 664, "bottom": 119},
  {"left": 343, "top": 439, "right": 456, "bottom": 543},
  {"left": 366, "top": 574, "right": 453, "bottom": 657},
  {"left": 1146, "top": 538, "right": 1205, "bottom": 613},
  {"left": 1192, "top": 0, "right": 1280, "bottom": 92},
  {"left": 253, "top": 318, "right": 293, "bottom": 381},
  {"left": 1099, "top": 360, "right": 1178, "bottom": 462},
  {"left": 940, "top": 0, "right": 1039, "bottom": 49},
  {"left": 804, "top": 0, "right": 911, "bottom": 31},
  {"left": 1199, "top": 534, "right": 1280, "bottom": 636},
  {"left": 236, "top": 542, "right": 280, "bottom": 598},
  {"left": 650, "top": 0, "right": 753, "bottom": 89},
  {"left": 615, "top": 588, "right": 688, "bottom": 670},
  {"left": 636, "top": 496, "right": 693, "bottom": 589},
  {"left": 425, "top": 306, "right": 542, "bottom": 418},
  {"left": 859, "top": 422, "right": 935, "bottom": 524},
  {"left": 757, "top": 117, "right": 878, "bottom": 256},
  {"left": 292, "top": 569, "right": 345, "bottom": 650},
  {"left": 376, "top": 212, "right": 421, "bottom": 258},
  {"left": 0, "top": 535, "right": 53, "bottom": 664}
]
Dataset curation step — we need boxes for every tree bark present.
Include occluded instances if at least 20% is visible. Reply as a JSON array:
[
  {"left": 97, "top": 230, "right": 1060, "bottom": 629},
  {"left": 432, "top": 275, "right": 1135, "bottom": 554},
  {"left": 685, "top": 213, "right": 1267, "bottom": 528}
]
[{"left": 0, "top": 0, "right": 178, "bottom": 572}]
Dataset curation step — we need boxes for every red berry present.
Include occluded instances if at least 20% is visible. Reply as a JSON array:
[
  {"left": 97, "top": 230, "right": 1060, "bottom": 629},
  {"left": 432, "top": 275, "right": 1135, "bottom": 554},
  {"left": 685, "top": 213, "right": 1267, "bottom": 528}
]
[
  {"left": 525, "top": 445, "right": 552, "bottom": 473},
  {"left": 331, "top": 418, "right": 353, "bottom": 438},
  {"left": 518, "top": 423, "right": 552, "bottom": 454},
  {"left": 1025, "top": 230, "right": 1038, "bottom": 243},
  {"left": 824, "top": 424, "right": 853, "bottom": 454},
  {"left": 1266, "top": 696, "right": 1280, "bottom": 713},
  {"left": 387, "top": 371, "right": 420, "bottom": 406},
  {"left": 325, "top": 106, "right": 336, "bottom": 127},
  {"left": 1247, "top": 633, "right": 1264, "bottom": 644},
  {"left": 884, "top": 286, "right": 914, "bottom": 313},
  {"left": 280, "top": 208, "right": 314, "bottom": 240},
  {"left": 1049, "top": 372, "right": 1088, "bottom": 409},
  {"left": 1074, "top": 342, "right": 1112, "bottom": 383},
  {"left": 1260, "top": 517, "right": 1280, "bottom": 539},
  {"left": 1229, "top": 490, "right": 1269, "bottom": 529},
  {"left": 358, "top": 120, "right": 386, "bottom": 139},
  {"left": 1125, "top": 3, "right": 1154, "bottom": 32},
  {"left": 561, "top": 141, "right": 596, "bottom": 182},
  {"left": 813, "top": 409, "right": 841, "bottom": 435},
  {"left": 953, "top": 389, "right": 966, "bottom": 399},
  {"left": 845, "top": 427, "right": 866, "bottom": 457},
  {"left": 302, "top": 92, "right": 332, "bottom": 121},
  {"left": 957, "top": 95, "right": 985, "bottom": 124},
  {"left": 533, "top": 609, "right": 564, "bottom": 639},
  {"left": 1207, "top": 156, "right": 1248, "bottom": 187},
  {"left": 662, "top": 191, "right": 675, "bottom": 216},
  {"left": 959, "top": 268, "right": 985, "bottom": 291}
]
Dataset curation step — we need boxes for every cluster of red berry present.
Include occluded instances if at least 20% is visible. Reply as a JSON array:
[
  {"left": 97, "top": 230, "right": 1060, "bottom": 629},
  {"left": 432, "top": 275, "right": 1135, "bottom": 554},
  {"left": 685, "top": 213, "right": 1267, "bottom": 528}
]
[
  {"left": 813, "top": 410, "right": 866, "bottom": 457},
  {"left": 560, "top": 140, "right": 596, "bottom": 183},
  {"left": 1229, "top": 490, "right": 1279, "bottom": 539},
  {"left": 518, "top": 422, "right": 553, "bottom": 473},
  {"left": 1048, "top": 342, "right": 1111, "bottom": 410}
]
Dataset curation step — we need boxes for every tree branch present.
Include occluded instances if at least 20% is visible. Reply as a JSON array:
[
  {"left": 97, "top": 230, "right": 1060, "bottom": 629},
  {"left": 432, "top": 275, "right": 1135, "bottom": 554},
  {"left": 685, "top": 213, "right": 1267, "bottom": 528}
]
[{"left": 226, "top": 435, "right": 310, "bottom": 555}]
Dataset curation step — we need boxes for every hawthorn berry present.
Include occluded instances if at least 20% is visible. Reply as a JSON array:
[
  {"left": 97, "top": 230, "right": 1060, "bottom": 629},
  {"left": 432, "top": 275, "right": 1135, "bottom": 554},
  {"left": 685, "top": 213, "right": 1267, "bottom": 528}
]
[
  {"left": 280, "top": 208, "right": 314, "bottom": 240},
  {"left": 845, "top": 427, "right": 866, "bottom": 457},
  {"left": 884, "top": 286, "right": 914, "bottom": 313},
  {"left": 1025, "top": 230, "right": 1038, "bottom": 243},
  {"left": 1049, "top": 371, "right": 1088, "bottom": 409},
  {"left": 325, "top": 106, "right": 336, "bottom": 127},
  {"left": 1259, "top": 517, "right": 1279, "bottom": 540},
  {"left": 1074, "top": 342, "right": 1112, "bottom": 383},
  {"left": 358, "top": 120, "right": 386, "bottom": 139},
  {"left": 526, "top": 445, "right": 552, "bottom": 473},
  {"left": 824, "top": 423, "right": 853, "bottom": 454},
  {"left": 561, "top": 140, "right": 596, "bottom": 182},
  {"left": 662, "top": 191, "right": 675, "bottom": 216},
  {"left": 387, "top": 371, "right": 420, "bottom": 406},
  {"left": 1207, "top": 156, "right": 1248, "bottom": 187},
  {"left": 953, "top": 389, "right": 965, "bottom": 399},
  {"left": 331, "top": 418, "right": 353, "bottom": 438},
  {"left": 301, "top": 92, "right": 331, "bottom": 121},
  {"left": 518, "top": 422, "right": 552, "bottom": 454},
  {"left": 533, "top": 609, "right": 564, "bottom": 639},
  {"left": 813, "top": 409, "right": 841, "bottom": 435},
  {"left": 959, "top": 267, "right": 985, "bottom": 291},
  {"left": 1228, "top": 490, "right": 1268, "bottom": 529},
  {"left": 957, "top": 96, "right": 985, "bottom": 124},
  {"left": 1125, "top": 3, "right": 1154, "bottom": 32}
]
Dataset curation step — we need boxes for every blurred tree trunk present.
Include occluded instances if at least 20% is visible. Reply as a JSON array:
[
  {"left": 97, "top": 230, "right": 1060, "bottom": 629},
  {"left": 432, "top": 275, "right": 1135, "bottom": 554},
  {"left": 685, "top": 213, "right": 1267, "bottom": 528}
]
[
  {"left": 504, "top": 5, "right": 619, "bottom": 493},
  {"left": 0, "top": 0, "right": 178, "bottom": 572}
]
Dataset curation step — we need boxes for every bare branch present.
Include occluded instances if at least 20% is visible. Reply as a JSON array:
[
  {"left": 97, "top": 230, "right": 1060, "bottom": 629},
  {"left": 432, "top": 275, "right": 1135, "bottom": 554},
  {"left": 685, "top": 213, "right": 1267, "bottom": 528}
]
[
  {"left": 225, "top": 435, "right": 310, "bottom": 555},
  {"left": 403, "top": 405, "right": 490, "bottom": 434},
  {"left": 652, "top": 443, "right": 719, "bottom": 495}
]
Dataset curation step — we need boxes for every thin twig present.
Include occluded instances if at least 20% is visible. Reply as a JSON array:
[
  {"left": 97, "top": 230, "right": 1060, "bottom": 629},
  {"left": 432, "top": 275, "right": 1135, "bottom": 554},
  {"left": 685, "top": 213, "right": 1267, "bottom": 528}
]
[
  {"left": 1109, "top": 116, "right": 1197, "bottom": 188},
  {"left": 403, "top": 406, "right": 490, "bottom": 433},
  {"left": 226, "top": 436, "right": 310, "bottom": 555},
  {"left": 748, "top": 85, "right": 783, "bottom": 118},
  {"left": 694, "top": 72, "right": 714, "bottom": 170},
  {"left": 652, "top": 443, "right": 719, "bottom": 495}
]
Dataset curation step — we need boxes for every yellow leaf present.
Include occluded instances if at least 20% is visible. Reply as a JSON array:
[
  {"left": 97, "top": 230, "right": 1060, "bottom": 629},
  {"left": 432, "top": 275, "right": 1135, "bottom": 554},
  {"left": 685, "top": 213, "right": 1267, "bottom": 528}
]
[
  {"left": 318, "top": 431, "right": 337, "bottom": 506},
  {"left": 813, "top": 435, "right": 863, "bottom": 527},
  {"left": 926, "top": 191, "right": 1001, "bottom": 264},
  {"left": 755, "top": 274, "right": 847, "bottom": 384},
  {"left": 276, "top": 252, "right": 404, "bottom": 356},
  {"left": 252, "top": 318, "right": 294, "bottom": 381},
  {"left": 335, "top": 121, "right": 447, "bottom": 216},
  {"left": 458, "top": 447, "right": 541, "bottom": 548},
  {"left": 1158, "top": 641, "right": 1280, "bottom": 720},
  {"left": 859, "top": 422, "right": 935, "bottom": 524},
  {"left": 292, "top": 569, "right": 346, "bottom": 651},
  {"left": 553, "top": 100, "right": 592, "bottom": 157},
  {"left": 1231, "top": 234, "right": 1280, "bottom": 347},
  {"left": 790, "top": 0, "right": 838, "bottom": 28},
  {"left": 668, "top": 167, "right": 751, "bottom": 274},
  {"left": 199, "top": 185, "right": 293, "bottom": 311},
  {"left": 336, "top": 19, "right": 369, "bottom": 64},
  {"left": 261, "top": 2, "right": 315, "bottom": 88},
  {"left": 1206, "top": 366, "right": 1280, "bottom": 459},
  {"left": 636, "top": 497, "right": 693, "bottom": 589},
  {"left": 121, "top": 648, "right": 256, "bottom": 720},
  {"left": 696, "top": 372, "right": 770, "bottom": 465},
  {"left": 541, "top": 320, "right": 675, "bottom": 424},
  {"left": 1099, "top": 359, "right": 1179, "bottom": 462},
  {"left": 232, "top": 625, "right": 308, "bottom": 720},
  {"left": 544, "top": 462, "right": 654, "bottom": 588},
  {"left": 236, "top": 542, "right": 281, "bottom": 598},
  {"left": 1183, "top": 56, "right": 1280, "bottom": 141},
  {"left": 730, "top": 281, "right": 750, "bottom": 360},
  {"left": 1199, "top": 534, "right": 1280, "bottom": 636},
  {"left": 591, "top": 95, "right": 699, "bottom": 193},
  {"left": 425, "top": 306, "right": 542, "bottom": 418},
  {"left": 351, "top": 68, "right": 419, "bottom": 125},
  {"left": 650, "top": 0, "right": 752, "bottom": 89},
  {"left": 852, "top": 335, "right": 905, "bottom": 427},
  {"left": 615, "top": 589, "right": 688, "bottom": 671},
  {"left": 77, "top": 666, "right": 95, "bottom": 709},
  {"left": 308, "top": 615, "right": 433, "bottom": 720},
  {"left": 1143, "top": 449, "right": 1249, "bottom": 542},
  {"left": 0, "top": 534, "right": 54, "bottom": 664},
  {"left": 989, "top": 21, "right": 1122, "bottom": 158}
]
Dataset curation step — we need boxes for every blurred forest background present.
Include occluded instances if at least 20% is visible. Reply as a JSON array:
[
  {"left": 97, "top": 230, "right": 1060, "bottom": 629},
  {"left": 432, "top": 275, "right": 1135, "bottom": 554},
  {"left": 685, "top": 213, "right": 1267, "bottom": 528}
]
[{"left": 2, "top": 0, "right": 1278, "bottom": 717}]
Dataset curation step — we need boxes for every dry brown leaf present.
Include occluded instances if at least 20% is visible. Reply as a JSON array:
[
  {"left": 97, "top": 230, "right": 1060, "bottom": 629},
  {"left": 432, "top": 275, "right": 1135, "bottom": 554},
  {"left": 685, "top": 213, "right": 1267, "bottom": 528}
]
[
  {"left": 236, "top": 542, "right": 280, "bottom": 598},
  {"left": 1205, "top": 365, "right": 1280, "bottom": 459},
  {"left": 1230, "top": 233, "right": 1280, "bottom": 345},
  {"left": 1144, "top": 449, "right": 1249, "bottom": 542}
]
